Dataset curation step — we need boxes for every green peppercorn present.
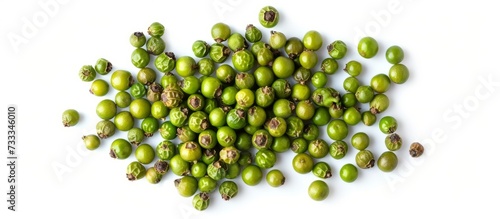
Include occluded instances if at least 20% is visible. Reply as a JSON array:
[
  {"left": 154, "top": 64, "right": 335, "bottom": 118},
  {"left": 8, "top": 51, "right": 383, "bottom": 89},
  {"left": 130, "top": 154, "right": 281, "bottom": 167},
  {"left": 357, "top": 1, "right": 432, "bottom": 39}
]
[
  {"left": 311, "top": 71, "right": 328, "bottom": 88},
  {"left": 207, "top": 160, "right": 227, "bottom": 180},
  {"left": 259, "top": 6, "right": 280, "bottom": 28},
  {"left": 295, "top": 100, "right": 315, "bottom": 120},
  {"left": 286, "top": 116, "right": 304, "bottom": 138},
  {"left": 389, "top": 63, "right": 410, "bottom": 84},
  {"left": 146, "top": 36, "right": 166, "bottom": 55},
  {"left": 329, "top": 140, "right": 348, "bottom": 159},
  {"left": 179, "top": 141, "right": 202, "bottom": 162},
  {"left": 272, "top": 56, "right": 295, "bottom": 79},
  {"left": 192, "top": 40, "right": 210, "bottom": 58},
  {"left": 126, "top": 161, "right": 146, "bottom": 181},
  {"left": 291, "top": 137, "right": 307, "bottom": 153},
  {"left": 130, "top": 82, "right": 146, "bottom": 98},
  {"left": 109, "top": 138, "right": 132, "bottom": 159},
  {"left": 198, "top": 176, "right": 218, "bottom": 193},
  {"left": 115, "top": 91, "right": 132, "bottom": 108},
  {"left": 355, "top": 85, "right": 374, "bottom": 103},
  {"left": 264, "top": 117, "right": 287, "bottom": 137},
  {"left": 131, "top": 48, "right": 150, "bottom": 68},
  {"left": 343, "top": 76, "right": 360, "bottom": 93},
  {"left": 386, "top": 45, "right": 404, "bottom": 64},
  {"left": 130, "top": 32, "right": 146, "bottom": 47},
  {"left": 355, "top": 150, "right": 375, "bottom": 169},
  {"left": 201, "top": 76, "right": 222, "bottom": 99},
  {"left": 379, "top": 116, "right": 398, "bottom": 134},
  {"left": 127, "top": 127, "right": 144, "bottom": 146},
  {"left": 234, "top": 72, "right": 255, "bottom": 89},
  {"left": 62, "top": 109, "right": 80, "bottom": 127},
  {"left": 344, "top": 60, "right": 362, "bottom": 77},
  {"left": 307, "top": 139, "right": 329, "bottom": 159},
  {"left": 156, "top": 140, "right": 176, "bottom": 160},
  {"left": 228, "top": 32, "right": 247, "bottom": 52},
  {"left": 211, "top": 22, "right": 231, "bottom": 43},
  {"left": 235, "top": 88, "right": 255, "bottom": 109},
  {"left": 358, "top": 36, "right": 379, "bottom": 58},
  {"left": 232, "top": 49, "right": 255, "bottom": 72},
  {"left": 147, "top": 84, "right": 163, "bottom": 103},
  {"left": 321, "top": 58, "right": 339, "bottom": 74},
  {"left": 78, "top": 65, "right": 96, "bottom": 82},
  {"left": 192, "top": 192, "right": 210, "bottom": 211},
  {"left": 292, "top": 153, "right": 314, "bottom": 174},
  {"left": 219, "top": 181, "right": 238, "bottom": 200},
  {"left": 175, "top": 176, "right": 198, "bottom": 197},
  {"left": 313, "top": 162, "right": 332, "bottom": 179},
  {"left": 255, "top": 86, "right": 275, "bottom": 108},
  {"left": 94, "top": 58, "right": 112, "bottom": 75},
  {"left": 303, "top": 124, "right": 320, "bottom": 141},
  {"left": 217, "top": 126, "right": 237, "bottom": 147},
  {"left": 377, "top": 151, "right": 398, "bottom": 172},
  {"left": 255, "top": 149, "right": 277, "bottom": 169},
  {"left": 266, "top": 169, "right": 285, "bottom": 187},
  {"left": 299, "top": 50, "right": 318, "bottom": 70},
  {"left": 308, "top": 180, "right": 329, "bottom": 201},
  {"left": 162, "top": 84, "right": 185, "bottom": 109},
  {"left": 96, "top": 120, "right": 116, "bottom": 139},
  {"left": 252, "top": 129, "right": 273, "bottom": 150},
  {"left": 385, "top": 133, "right": 403, "bottom": 151},
  {"left": 371, "top": 73, "right": 391, "bottom": 93},
  {"left": 82, "top": 134, "right": 100, "bottom": 150},
  {"left": 241, "top": 164, "right": 263, "bottom": 186},
  {"left": 327, "top": 40, "right": 347, "bottom": 59},
  {"left": 176, "top": 56, "right": 198, "bottom": 78},
  {"left": 188, "top": 111, "right": 209, "bottom": 134},
  {"left": 312, "top": 87, "right": 340, "bottom": 107},
  {"left": 245, "top": 24, "right": 262, "bottom": 43},
  {"left": 148, "top": 22, "right": 165, "bottom": 37},
  {"left": 256, "top": 47, "right": 274, "bottom": 66},
  {"left": 284, "top": 37, "right": 304, "bottom": 59},
  {"left": 170, "top": 154, "right": 191, "bottom": 176},
  {"left": 146, "top": 167, "right": 163, "bottom": 184},
  {"left": 135, "top": 144, "right": 155, "bottom": 165},
  {"left": 340, "top": 163, "right": 358, "bottom": 183},
  {"left": 351, "top": 132, "right": 370, "bottom": 151},
  {"left": 202, "top": 149, "right": 218, "bottom": 165},
  {"left": 191, "top": 162, "right": 207, "bottom": 178},
  {"left": 219, "top": 146, "right": 240, "bottom": 165},
  {"left": 303, "top": 30, "right": 323, "bottom": 51},
  {"left": 198, "top": 58, "right": 215, "bottom": 76},
  {"left": 238, "top": 151, "right": 253, "bottom": 167},
  {"left": 155, "top": 52, "right": 176, "bottom": 73},
  {"left": 362, "top": 111, "right": 377, "bottom": 126}
]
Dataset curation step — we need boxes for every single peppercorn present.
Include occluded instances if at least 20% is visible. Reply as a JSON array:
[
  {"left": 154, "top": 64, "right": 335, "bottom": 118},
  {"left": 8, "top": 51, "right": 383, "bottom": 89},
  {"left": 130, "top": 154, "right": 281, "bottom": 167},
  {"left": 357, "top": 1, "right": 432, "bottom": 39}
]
[{"left": 410, "top": 142, "right": 425, "bottom": 157}]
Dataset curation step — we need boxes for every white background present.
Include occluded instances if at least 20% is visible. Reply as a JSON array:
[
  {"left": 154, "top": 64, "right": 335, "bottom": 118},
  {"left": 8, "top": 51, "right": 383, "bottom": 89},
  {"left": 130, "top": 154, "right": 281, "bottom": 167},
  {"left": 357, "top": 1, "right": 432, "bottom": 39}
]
[{"left": 1, "top": 0, "right": 499, "bottom": 218}]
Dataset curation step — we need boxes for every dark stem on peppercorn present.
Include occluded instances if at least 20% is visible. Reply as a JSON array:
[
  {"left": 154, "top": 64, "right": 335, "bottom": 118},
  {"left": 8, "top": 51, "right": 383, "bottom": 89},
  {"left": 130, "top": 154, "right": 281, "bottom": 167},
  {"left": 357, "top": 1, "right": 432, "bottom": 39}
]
[
  {"left": 254, "top": 134, "right": 268, "bottom": 147},
  {"left": 264, "top": 11, "right": 276, "bottom": 22},
  {"left": 126, "top": 173, "right": 136, "bottom": 181},
  {"left": 327, "top": 44, "right": 334, "bottom": 53},
  {"left": 201, "top": 119, "right": 209, "bottom": 130},
  {"left": 269, "top": 118, "right": 279, "bottom": 129},
  {"left": 325, "top": 171, "right": 332, "bottom": 178},
  {"left": 370, "top": 107, "right": 380, "bottom": 114},
  {"left": 134, "top": 32, "right": 144, "bottom": 37},
  {"left": 154, "top": 160, "right": 169, "bottom": 174},
  {"left": 190, "top": 96, "right": 201, "bottom": 109},
  {"left": 367, "top": 159, "right": 375, "bottom": 168},
  {"left": 200, "top": 135, "right": 211, "bottom": 146},
  {"left": 109, "top": 150, "right": 117, "bottom": 159}
]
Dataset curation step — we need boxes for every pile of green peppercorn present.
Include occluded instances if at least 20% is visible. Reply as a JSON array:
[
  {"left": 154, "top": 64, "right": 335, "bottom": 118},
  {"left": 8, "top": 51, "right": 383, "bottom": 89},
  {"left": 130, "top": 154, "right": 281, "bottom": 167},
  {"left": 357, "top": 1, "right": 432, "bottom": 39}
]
[{"left": 63, "top": 5, "right": 422, "bottom": 210}]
